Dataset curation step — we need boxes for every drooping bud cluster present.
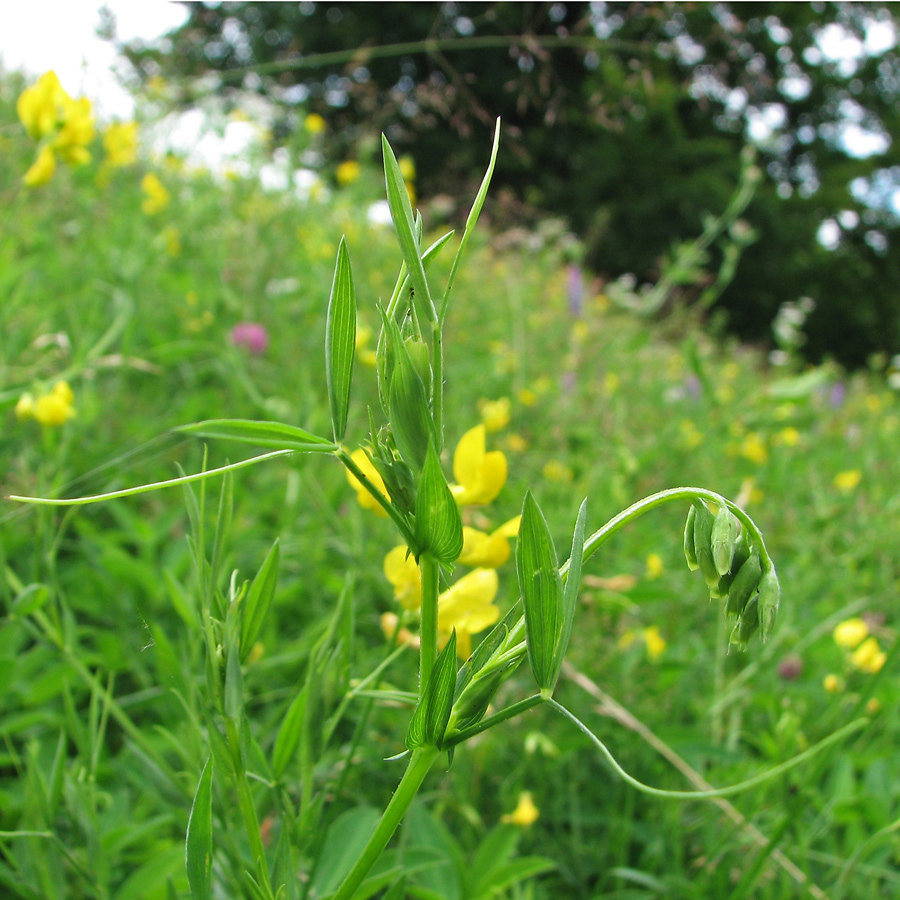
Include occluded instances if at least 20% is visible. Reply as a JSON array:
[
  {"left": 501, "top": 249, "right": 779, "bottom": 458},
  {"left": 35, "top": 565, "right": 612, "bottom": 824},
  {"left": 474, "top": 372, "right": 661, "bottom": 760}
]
[{"left": 684, "top": 501, "right": 780, "bottom": 647}]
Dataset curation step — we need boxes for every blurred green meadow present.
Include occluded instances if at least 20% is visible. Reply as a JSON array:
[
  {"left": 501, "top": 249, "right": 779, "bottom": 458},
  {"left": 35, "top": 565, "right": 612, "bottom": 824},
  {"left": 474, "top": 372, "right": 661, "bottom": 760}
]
[{"left": 2, "top": 67, "right": 900, "bottom": 900}]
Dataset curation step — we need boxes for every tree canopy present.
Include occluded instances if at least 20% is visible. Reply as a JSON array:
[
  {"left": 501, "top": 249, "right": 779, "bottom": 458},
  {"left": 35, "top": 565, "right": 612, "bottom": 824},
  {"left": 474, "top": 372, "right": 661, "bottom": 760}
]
[{"left": 122, "top": 2, "right": 900, "bottom": 366}]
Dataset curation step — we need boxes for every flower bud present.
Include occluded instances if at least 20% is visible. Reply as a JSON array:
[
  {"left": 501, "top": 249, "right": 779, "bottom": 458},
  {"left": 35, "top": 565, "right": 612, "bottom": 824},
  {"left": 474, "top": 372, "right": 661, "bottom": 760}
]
[
  {"left": 404, "top": 336, "right": 432, "bottom": 397},
  {"left": 756, "top": 567, "right": 781, "bottom": 642},
  {"left": 692, "top": 503, "right": 719, "bottom": 589},
  {"left": 732, "top": 595, "right": 760, "bottom": 648},
  {"left": 683, "top": 505, "right": 698, "bottom": 571},
  {"left": 711, "top": 506, "right": 741, "bottom": 577},
  {"left": 723, "top": 549, "right": 762, "bottom": 618}
]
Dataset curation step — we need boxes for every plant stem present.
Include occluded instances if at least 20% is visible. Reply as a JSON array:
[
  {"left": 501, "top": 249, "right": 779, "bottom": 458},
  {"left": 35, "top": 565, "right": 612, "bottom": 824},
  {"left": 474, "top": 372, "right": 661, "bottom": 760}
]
[
  {"left": 329, "top": 746, "right": 440, "bottom": 900},
  {"left": 419, "top": 553, "right": 439, "bottom": 696}
]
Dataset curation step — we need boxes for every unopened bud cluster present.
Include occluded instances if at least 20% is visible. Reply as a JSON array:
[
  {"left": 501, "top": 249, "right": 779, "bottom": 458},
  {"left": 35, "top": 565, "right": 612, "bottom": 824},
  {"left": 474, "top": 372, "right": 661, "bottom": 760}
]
[{"left": 684, "top": 501, "right": 780, "bottom": 647}]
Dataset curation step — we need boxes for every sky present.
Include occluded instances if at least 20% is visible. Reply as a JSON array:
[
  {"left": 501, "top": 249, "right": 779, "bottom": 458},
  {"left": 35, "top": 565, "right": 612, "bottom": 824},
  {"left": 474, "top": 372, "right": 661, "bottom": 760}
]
[{"left": 0, "top": 1, "right": 188, "bottom": 119}]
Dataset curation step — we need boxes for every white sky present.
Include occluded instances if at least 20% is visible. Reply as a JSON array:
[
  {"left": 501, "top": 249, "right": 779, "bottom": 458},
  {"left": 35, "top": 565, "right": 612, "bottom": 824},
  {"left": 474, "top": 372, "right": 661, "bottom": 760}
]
[{"left": 0, "top": 2, "right": 188, "bottom": 119}]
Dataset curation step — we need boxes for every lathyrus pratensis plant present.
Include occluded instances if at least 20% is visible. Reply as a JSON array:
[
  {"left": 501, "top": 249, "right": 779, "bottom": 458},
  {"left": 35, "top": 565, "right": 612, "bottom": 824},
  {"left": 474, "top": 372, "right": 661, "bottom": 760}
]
[{"left": 12, "top": 122, "right": 867, "bottom": 900}]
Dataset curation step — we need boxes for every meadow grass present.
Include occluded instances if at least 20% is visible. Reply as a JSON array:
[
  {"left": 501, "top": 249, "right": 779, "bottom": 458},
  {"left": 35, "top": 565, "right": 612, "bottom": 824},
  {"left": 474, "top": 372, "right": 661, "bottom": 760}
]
[{"left": 1, "top": 71, "right": 899, "bottom": 899}]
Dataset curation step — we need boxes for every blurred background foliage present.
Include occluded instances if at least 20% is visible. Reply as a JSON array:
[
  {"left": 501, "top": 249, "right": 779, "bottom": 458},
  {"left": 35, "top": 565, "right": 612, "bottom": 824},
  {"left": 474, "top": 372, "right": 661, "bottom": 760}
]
[{"left": 120, "top": 1, "right": 900, "bottom": 369}]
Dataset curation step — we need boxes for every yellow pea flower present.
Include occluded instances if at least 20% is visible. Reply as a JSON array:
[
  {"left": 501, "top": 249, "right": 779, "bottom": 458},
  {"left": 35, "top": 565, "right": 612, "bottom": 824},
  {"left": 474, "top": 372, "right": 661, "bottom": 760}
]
[
  {"left": 23, "top": 145, "right": 56, "bottom": 187},
  {"left": 645, "top": 553, "right": 664, "bottom": 580},
  {"left": 834, "top": 470, "right": 862, "bottom": 492},
  {"left": 142, "top": 173, "right": 171, "bottom": 215},
  {"left": 643, "top": 626, "right": 666, "bottom": 660},
  {"left": 17, "top": 71, "right": 65, "bottom": 140},
  {"left": 501, "top": 791, "right": 539, "bottom": 826},
  {"left": 53, "top": 95, "right": 94, "bottom": 165},
  {"left": 15, "top": 392, "right": 36, "bottom": 420},
  {"left": 851, "top": 637, "right": 886, "bottom": 674},
  {"left": 384, "top": 546, "right": 422, "bottom": 610},
  {"left": 833, "top": 617, "right": 868, "bottom": 649},
  {"left": 823, "top": 673, "right": 843, "bottom": 693},
  {"left": 398, "top": 155, "right": 416, "bottom": 181},
  {"left": 345, "top": 449, "right": 391, "bottom": 516},
  {"left": 458, "top": 517, "right": 520, "bottom": 568},
  {"left": 451, "top": 425, "right": 507, "bottom": 506},
  {"left": 32, "top": 381, "right": 76, "bottom": 426},
  {"left": 380, "top": 612, "right": 417, "bottom": 648},
  {"left": 437, "top": 568, "right": 500, "bottom": 659},
  {"left": 303, "top": 113, "right": 327, "bottom": 134},
  {"left": 103, "top": 122, "right": 138, "bottom": 167}
]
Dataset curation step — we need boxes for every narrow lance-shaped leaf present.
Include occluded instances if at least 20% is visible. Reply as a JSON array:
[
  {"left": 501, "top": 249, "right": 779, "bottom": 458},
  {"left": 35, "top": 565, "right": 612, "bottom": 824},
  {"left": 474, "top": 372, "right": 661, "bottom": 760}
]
[
  {"left": 185, "top": 756, "right": 214, "bottom": 900},
  {"left": 326, "top": 237, "right": 357, "bottom": 442},
  {"left": 382, "top": 134, "right": 435, "bottom": 321},
  {"left": 516, "top": 492, "right": 563, "bottom": 694},
  {"left": 557, "top": 499, "right": 588, "bottom": 684},
  {"left": 407, "top": 631, "right": 458, "bottom": 749},
  {"left": 240, "top": 539, "right": 280, "bottom": 662},
  {"left": 414, "top": 438, "right": 463, "bottom": 564},
  {"left": 177, "top": 419, "right": 336, "bottom": 452}
]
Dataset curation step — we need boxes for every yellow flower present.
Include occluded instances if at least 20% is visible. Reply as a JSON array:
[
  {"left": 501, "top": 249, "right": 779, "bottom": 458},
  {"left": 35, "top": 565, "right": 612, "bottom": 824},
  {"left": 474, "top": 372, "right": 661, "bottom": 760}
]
[
  {"left": 17, "top": 71, "right": 65, "bottom": 140},
  {"left": 384, "top": 546, "right": 422, "bottom": 610},
  {"left": 458, "top": 517, "right": 521, "bottom": 568},
  {"left": 336, "top": 160, "right": 361, "bottom": 186},
  {"left": 823, "top": 673, "right": 842, "bottom": 693},
  {"left": 345, "top": 449, "right": 391, "bottom": 516},
  {"left": 23, "top": 144, "right": 56, "bottom": 187},
  {"left": 542, "top": 460, "right": 573, "bottom": 483},
  {"left": 398, "top": 155, "right": 416, "bottom": 181},
  {"left": 355, "top": 326, "right": 377, "bottom": 367},
  {"left": 517, "top": 387, "right": 537, "bottom": 407},
  {"left": 833, "top": 617, "right": 868, "bottom": 649},
  {"left": 32, "top": 381, "right": 76, "bottom": 426},
  {"left": 740, "top": 432, "right": 768, "bottom": 465},
  {"left": 504, "top": 433, "right": 529, "bottom": 452},
  {"left": 103, "top": 121, "right": 138, "bottom": 167},
  {"left": 303, "top": 113, "right": 327, "bottom": 134},
  {"left": 380, "top": 612, "right": 416, "bottom": 647},
  {"left": 645, "top": 553, "right": 664, "bottom": 580},
  {"left": 477, "top": 397, "right": 511, "bottom": 432},
  {"left": 15, "top": 392, "right": 36, "bottom": 420},
  {"left": 643, "top": 626, "right": 666, "bottom": 660},
  {"left": 501, "top": 791, "right": 539, "bottom": 826},
  {"left": 405, "top": 181, "right": 416, "bottom": 206},
  {"left": 438, "top": 568, "right": 500, "bottom": 659},
  {"left": 450, "top": 425, "right": 507, "bottom": 506},
  {"left": 834, "top": 470, "right": 861, "bottom": 492},
  {"left": 141, "top": 173, "right": 171, "bottom": 215},
  {"left": 775, "top": 426, "right": 801, "bottom": 447},
  {"left": 53, "top": 95, "right": 94, "bottom": 165},
  {"left": 851, "top": 637, "right": 886, "bottom": 674}
]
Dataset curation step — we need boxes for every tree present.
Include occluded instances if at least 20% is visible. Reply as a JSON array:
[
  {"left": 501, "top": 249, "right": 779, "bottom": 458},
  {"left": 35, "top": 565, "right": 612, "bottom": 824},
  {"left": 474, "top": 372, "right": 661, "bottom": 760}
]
[{"left": 121, "top": 2, "right": 900, "bottom": 365}]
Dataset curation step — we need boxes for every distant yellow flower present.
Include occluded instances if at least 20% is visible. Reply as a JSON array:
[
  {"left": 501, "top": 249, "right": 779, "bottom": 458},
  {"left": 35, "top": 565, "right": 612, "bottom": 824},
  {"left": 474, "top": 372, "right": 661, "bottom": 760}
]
[
  {"left": 851, "top": 637, "right": 886, "bottom": 674},
  {"left": 834, "top": 470, "right": 861, "bottom": 492},
  {"left": 458, "top": 517, "right": 520, "bottom": 568},
  {"left": 643, "top": 626, "right": 666, "bottom": 660},
  {"left": 346, "top": 449, "right": 391, "bottom": 516},
  {"left": 303, "top": 113, "right": 326, "bottom": 134},
  {"left": 451, "top": 425, "right": 507, "bottom": 506},
  {"left": 32, "top": 381, "right": 76, "bottom": 426},
  {"left": 740, "top": 432, "right": 768, "bottom": 465},
  {"left": 833, "top": 617, "right": 868, "bottom": 649},
  {"left": 603, "top": 372, "right": 619, "bottom": 396},
  {"left": 15, "top": 392, "right": 36, "bottom": 420},
  {"left": 542, "top": 460, "right": 573, "bottom": 483},
  {"left": 380, "top": 611, "right": 416, "bottom": 647},
  {"left": 53, "top": 95, "right": 94, "bottom": 164},
  {"left": 501, "top": 791, "right": 539, "bottom": 826},
  {"left": 775, "top": 426, "right": 801, "bottom": 447},
  {"left": 384, "top": 545, "right": 422, "bottom": 610},
  {"left": 18, "top": 71, "right": 65, "bottom": 139},
  {"left": 141, "top": 173, "right": 171, "bottom": 214},
  {"left": 517, "top": 387, "right": 537, "bottom": 407},
  {"left": 504, "top": 433, "right": 529, "bottom": 452},
  {"left": 23, "top": 144, "right": 56, "bottom": 186},
  {"left": 355, "top": 326, "right": 377, "bottom": 367},
  {"left": 438, "top": 568, "right": 500, "bottom": 659},
  {"left": 103, "top": 121, "right": 138, "bottom": 167},
  {"left": 679, "top": 419, "right": 703, "bottom": 450},
  {"left": 823, "top": 673, "right": 842, "bottom": 693},
  {"left": 478, "top": 397, "right": 511, "bottom": 432},
  {"left": 645, "top": 553, "right": 664, "bottom": 580},
  {"left": 336, "top": 160, "right": 361, "bottom": 186},
  {"left": 398, "top": 155, "right": 416, "bottom": 181},
  {"left": 405, "top": 181, "right": 416, "bottom": 206}
]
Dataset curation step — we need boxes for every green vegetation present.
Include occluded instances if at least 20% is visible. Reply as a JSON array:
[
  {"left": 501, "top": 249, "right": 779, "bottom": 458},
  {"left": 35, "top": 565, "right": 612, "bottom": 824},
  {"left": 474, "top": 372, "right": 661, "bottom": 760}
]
[{"left": 2, "top": 66, "right": 899, "bottom": 900}]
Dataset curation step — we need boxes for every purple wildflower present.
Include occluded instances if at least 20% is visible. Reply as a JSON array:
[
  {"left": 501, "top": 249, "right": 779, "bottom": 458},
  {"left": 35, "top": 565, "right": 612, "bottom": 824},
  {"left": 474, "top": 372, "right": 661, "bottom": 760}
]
[{"left": 231, "top": 322, "right": 269, "bottom": 355}]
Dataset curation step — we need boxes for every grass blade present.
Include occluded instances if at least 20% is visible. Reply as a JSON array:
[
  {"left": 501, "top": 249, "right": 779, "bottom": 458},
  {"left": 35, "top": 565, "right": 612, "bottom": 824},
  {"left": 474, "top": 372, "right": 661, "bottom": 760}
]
[
  {"left": 177, "top": 419, "right": 336, "bottom": 451},
  {"left": 326, "top": 237, "right": 357, "bottom": 442},
  {"left": 185, "top": 757, "right": 213, "bottom": 900}
]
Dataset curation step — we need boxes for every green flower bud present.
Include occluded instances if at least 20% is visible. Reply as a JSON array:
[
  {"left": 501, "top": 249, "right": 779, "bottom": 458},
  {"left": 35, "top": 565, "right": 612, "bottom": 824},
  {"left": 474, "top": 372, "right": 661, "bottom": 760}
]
[
  {"left": 712, "top": 533, "right": 750, "bottom": 600},
  {"left": 757, "top": 567, "right": 781, "bottom": 642},
  {"left": 692, "top": 502, "right": 719, "bottom": 589},
  {"left": 404, "top": 336, "right": 432, "bottom": 398},
  {"left": 723, "top": 549, "right": 762, "bottom": 618},
  {"left": 683, "top": 505, "right": 699, "bottom": 571},
  {"left": 731, "top": 595, "right": 760, "bottom": 649},
  {"left": 711, "top": 506, "right": 741, "bottom": 577}
]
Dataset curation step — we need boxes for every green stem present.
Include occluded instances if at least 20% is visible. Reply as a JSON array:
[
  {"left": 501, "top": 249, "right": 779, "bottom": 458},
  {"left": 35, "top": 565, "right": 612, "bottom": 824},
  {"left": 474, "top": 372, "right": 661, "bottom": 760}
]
[
  {"left": 444, "top": 694, "right": 543, "bottom": 747},
  {"left": 329, "top": 746, "right": 440, "bottom": 900},
  {"left": 419, "top": 553, "right": 439, "bottom": 696},
  {"left": 432, "top": 320, "right": 444, "bottom": 450},
  {"left": 564, "top": 487, "right": 774, "bottom": 576},
  {"left": 547, "top": 697, "right": 867, "bottom": 800}
]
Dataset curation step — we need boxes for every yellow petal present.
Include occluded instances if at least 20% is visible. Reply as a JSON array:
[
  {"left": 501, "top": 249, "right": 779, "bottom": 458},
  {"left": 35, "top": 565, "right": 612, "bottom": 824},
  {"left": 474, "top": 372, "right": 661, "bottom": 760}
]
[
  {"left": 23, "top": 145, "right": 56, "bottom": 186},
  {"left": 346, "top": 448, "right": 390, "bottom": 515},
  {"left": 501, "top": 791, "right": 539, "bottom": 826},
  {"left": 438, "top": 568, "right": 499, "bottom": 633},
  {"left": 453, "top": 425, "right": 486, "bottom": 489},
  {"left": 383, "top": 545, "right": 421, "bottom": 610}
]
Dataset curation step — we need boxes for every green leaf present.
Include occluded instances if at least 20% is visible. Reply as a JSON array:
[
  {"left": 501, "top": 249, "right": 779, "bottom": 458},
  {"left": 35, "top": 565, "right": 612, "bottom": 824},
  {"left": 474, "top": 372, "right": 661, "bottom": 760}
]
[
  {"left": 382, "top": 134, "right": 435, "bottom": 321},
  {"left": 516, "top": 492, "right": 563, "bottom": 694},
  {"left": 308, "top": 806, "right": 381, "bottom": 898},
  {"left": 10, "top": 583, "right": 50, "bottom": 617},
  {"left": 407, "top": 632, "right": 458, "bottom": 749},
  {"left": 177, "top": 419, "right": 336, "bottom": 452},
  {"left": 185, "top": 757, "right": 213, "bottom": 900},
  {"left": 240, "top": 539, "right": 280, "bottom": 662},
  {"left": 414, "top": 439, "right": 463, "bottom": 564},
  {"left": 558, "top": 498, "right": 587, "bottom": 680},
  {"left": 272, "top": 684, "right": 308, "bottom": 778},
  {"left": 389, "top": 340, "right": 435, "bottom": 472},
  {"left": 326, "top": 236, "right": 357, "bottom": 442}
]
